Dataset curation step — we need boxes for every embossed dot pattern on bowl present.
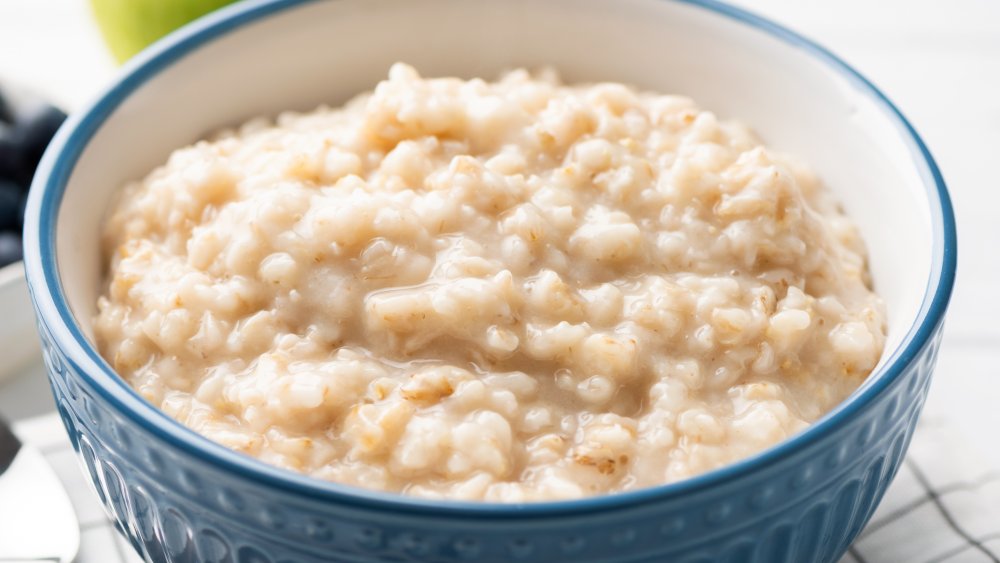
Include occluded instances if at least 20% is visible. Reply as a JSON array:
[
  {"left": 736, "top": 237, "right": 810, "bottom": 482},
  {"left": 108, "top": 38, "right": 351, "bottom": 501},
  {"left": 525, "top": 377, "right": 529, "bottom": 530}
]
[
  {"left": 177, "top": 469, "right": 201, "bottom": 496},
  {"left": 792, "top": 465, "right": 816, "bottom": 491},
  {"left": 560, "top": 535, "right": 585, "bottom": 554},
  {"left": 507, "top": 538, "right": 535, "bottom": 559},
  {"left": 259, "top": 507, "right": 285, "bottom": 530},
  {"left": 612, "top": 528, "right": 637, "bottom": 546},
  {"left": 357, "top": 528, "right": 383, "bottom": 549},
  {"left": 304, "top": 520, "right": 333, "bottom": 543},
  {"left": 706, "top": 502, "right": 734, "bottom": 524},
  {"left": 142, "top": 445, "right": 165, "bottom": 474},
  {"left": 453, "top": 537, "right": 481, "bottom": 559},
  {"left": 661, "top": 516, "right": 686, "bottom": 538},
  {"left": 196, "top": 529, "right": 232, "bottom": 563},
  {"left": 217, "top": 488, "right": 245, "bottom": 513},
  {"left": 161, "top": 508, "right": 194, "bottom": 558},
  {"left": 748, "top": 486, "right": 775, "bottom": 510},
  {"left": 827, "top": 442, "right": 851, "bottom": 468}
]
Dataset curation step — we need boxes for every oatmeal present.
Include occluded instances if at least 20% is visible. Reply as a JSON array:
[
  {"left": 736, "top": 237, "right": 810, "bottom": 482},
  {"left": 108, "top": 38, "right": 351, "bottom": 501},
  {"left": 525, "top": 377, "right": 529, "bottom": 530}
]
[{"left": 94, "top": 64, "right": 885, "bottom": 501}]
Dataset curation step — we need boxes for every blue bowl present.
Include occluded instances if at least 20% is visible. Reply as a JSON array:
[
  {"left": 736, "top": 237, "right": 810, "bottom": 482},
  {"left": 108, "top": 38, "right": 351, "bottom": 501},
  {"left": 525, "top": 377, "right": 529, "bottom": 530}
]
[{"left": 24, "top": 0, "right": 956, "bottom": 561}]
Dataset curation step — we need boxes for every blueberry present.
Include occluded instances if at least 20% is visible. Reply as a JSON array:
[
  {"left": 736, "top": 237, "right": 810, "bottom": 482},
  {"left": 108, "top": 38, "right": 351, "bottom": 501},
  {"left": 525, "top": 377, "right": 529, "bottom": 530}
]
[
  {"left": 0, "top": 124, "right": 23, "bottom": 183},
  {"left": 13, "top": 104, "right": 66, "bottom": 179},
  {"left": 0, "top": 84, "right": 67, "bottom": 186},
  {"left": 0, "top": 179, "right": 20, "bottom": 231},
  {"left": 0, "top": 232, "right": 22, "bottom": 267},
  {"left": 18, "top": 189, "right": 28, "bottom": 228},
  {"left": 0, "top": 88, "right": 12, "bottom": 123}
]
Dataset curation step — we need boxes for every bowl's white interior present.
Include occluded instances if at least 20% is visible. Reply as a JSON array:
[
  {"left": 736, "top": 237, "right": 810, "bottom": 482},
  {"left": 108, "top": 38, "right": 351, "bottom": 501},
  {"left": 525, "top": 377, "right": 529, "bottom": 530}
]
[{"left": 57, "top": 0, "right": 933, "bottom": 384}]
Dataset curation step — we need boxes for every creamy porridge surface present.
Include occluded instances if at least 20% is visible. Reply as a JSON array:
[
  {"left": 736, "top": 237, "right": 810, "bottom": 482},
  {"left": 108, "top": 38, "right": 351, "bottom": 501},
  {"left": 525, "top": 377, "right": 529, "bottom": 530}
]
[{"left": 95, "top": 64, "right": 885, "bottom": 501}]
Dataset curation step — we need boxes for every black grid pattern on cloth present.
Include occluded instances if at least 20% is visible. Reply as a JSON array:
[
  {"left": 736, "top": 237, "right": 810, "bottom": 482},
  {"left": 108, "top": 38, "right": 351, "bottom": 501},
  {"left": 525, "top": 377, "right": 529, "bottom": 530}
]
[{"left": 844, "top": 457, "right": 1000, "bottom": 563}]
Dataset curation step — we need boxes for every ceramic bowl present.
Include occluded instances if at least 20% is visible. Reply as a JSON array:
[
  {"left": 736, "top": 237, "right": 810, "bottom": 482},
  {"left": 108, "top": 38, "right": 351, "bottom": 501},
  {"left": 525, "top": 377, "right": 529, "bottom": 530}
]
[{"left": 23, "top": 0, "right": 956, "bottom": 561}]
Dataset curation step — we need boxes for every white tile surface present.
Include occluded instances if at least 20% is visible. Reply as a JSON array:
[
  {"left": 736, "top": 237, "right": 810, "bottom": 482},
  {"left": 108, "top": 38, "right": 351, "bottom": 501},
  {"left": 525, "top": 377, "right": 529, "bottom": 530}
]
[{"left": 0, "top": 0, "right": 116, "bottom": 110}]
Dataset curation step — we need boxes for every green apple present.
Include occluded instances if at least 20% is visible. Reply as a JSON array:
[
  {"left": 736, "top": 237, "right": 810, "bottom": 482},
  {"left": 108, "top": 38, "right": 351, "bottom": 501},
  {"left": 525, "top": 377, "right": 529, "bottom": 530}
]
[{"left": 90, "top": 0, "right": 239, "bottom": 63}]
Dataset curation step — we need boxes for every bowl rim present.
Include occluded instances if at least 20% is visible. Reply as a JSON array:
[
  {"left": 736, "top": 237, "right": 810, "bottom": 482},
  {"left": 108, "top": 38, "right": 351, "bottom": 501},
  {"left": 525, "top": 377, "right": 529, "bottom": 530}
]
[{"left": 24, "top": 0, "right": 956, "bottom": 517}]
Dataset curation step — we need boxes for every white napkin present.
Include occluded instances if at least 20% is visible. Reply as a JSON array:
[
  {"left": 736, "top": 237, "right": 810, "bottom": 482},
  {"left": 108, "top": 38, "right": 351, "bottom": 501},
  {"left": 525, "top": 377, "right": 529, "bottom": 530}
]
[{"left": 842, "top": 417, "right": 1000, "bottom": 563}]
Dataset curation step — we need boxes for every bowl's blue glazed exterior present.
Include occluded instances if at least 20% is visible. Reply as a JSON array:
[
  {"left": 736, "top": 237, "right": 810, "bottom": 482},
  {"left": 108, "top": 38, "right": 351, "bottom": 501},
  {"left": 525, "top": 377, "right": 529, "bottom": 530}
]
[
  {"left": 24, "top": 0, "right": 956, "bottom": 561},
  {"left": 35, "top": 320, "right": 945, "bottom": 563}
]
